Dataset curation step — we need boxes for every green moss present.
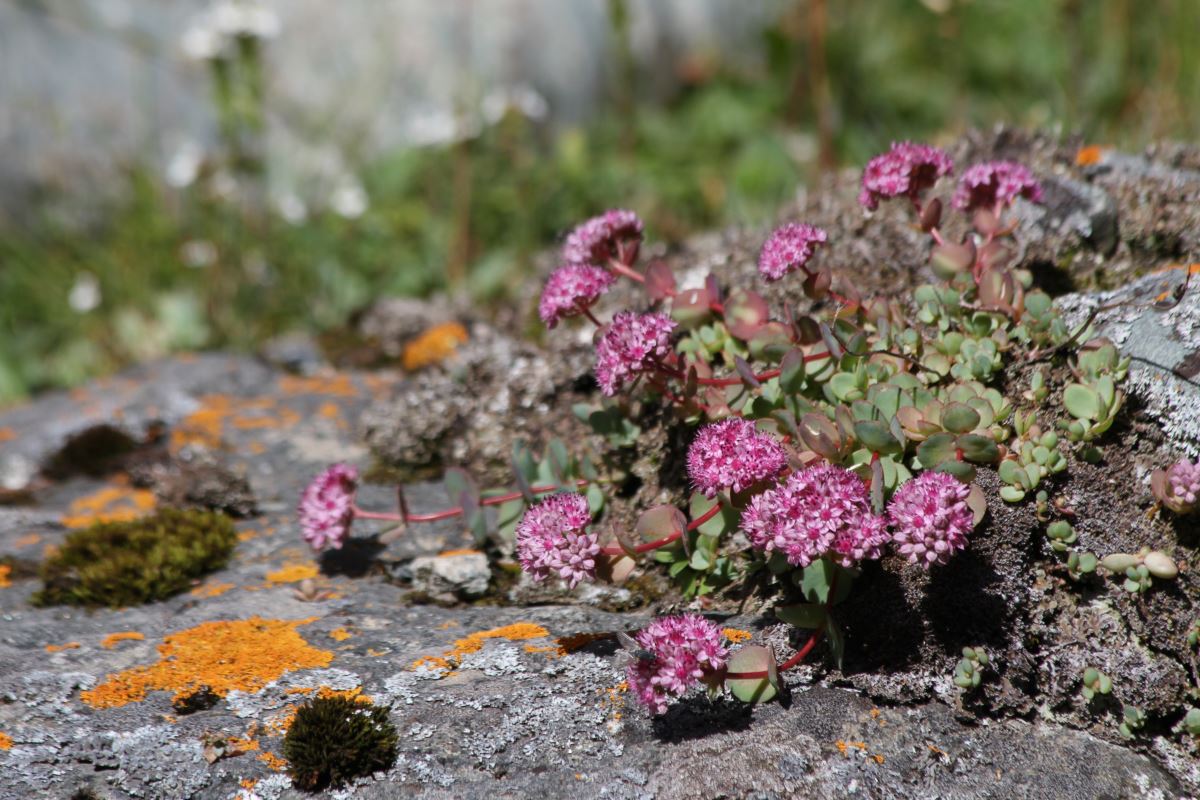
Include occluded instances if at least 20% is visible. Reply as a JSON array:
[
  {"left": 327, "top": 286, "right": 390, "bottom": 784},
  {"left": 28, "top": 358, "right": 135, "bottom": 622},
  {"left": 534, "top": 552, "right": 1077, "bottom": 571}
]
[
  {"left": 32, "top": 507, "right": 237, "bottom": 608},
  {"left": 283, "top": 695, "right": 398, "bottom": 791}
]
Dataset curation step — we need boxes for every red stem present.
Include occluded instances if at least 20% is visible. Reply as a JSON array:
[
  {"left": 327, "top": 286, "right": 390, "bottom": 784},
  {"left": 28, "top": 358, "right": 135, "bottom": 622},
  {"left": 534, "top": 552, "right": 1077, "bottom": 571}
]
[
  {"left": 607, "top": 258, "right": 645, "bottom": 284},
  {"left": 599, "top": 501, "right": 724, "bottom": 556},
  {"left": 353, "top": 480, "right": 588, "bottom": 524},
  {"left": 725, "top": 570, "right": 839, "bottom": 679},
  {"left": 577, "top": 303, "right": 602, "bottom": 327}
]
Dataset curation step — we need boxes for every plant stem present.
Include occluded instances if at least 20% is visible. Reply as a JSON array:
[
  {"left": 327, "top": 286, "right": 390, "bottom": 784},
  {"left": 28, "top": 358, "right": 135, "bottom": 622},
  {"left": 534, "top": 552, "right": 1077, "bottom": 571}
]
[
  {"left": 599, "top": 501, "right": 724, "bottom": 556},
  {"left": 607, "top": 258, "right": 646, "bottom": 284},
  {"left": 352, "top": 480, "right": 589, "bottom": 525},
  {"left": 724, "top": 571, "right": 839, "bottom": 679}
]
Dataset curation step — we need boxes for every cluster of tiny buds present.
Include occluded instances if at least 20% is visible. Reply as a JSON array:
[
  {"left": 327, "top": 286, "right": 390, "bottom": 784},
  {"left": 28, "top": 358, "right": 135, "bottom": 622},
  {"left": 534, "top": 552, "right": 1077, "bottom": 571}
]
[
  {"left": 514, "top": 493, "right": 601, "bottom": 588},
  {"left": 625, "top": 613, "right": 728, "bottom": 715},
  {"left": 1160, "top": 457, "right": 1200, "bottom": 515},
  {"left": 686, "top": 418, "right": 788, "bottom": 499},
  {"left": 298, "top": 462, "right": 359, "bottom": 551}
]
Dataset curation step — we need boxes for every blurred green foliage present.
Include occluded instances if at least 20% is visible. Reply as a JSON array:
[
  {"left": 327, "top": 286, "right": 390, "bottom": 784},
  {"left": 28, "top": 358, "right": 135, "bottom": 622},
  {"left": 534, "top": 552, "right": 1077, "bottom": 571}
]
[{"left": 1, "top": 0, "right": 1197, "bottom": 405}]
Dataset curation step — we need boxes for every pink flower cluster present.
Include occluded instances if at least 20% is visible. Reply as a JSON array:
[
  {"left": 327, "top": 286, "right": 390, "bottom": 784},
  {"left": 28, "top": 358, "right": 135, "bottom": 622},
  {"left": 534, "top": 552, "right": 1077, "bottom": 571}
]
[
  {"left": 858, "top": 141, "right": 954, "bottom": 211},
  {"left": 952, "top": 161, "right": 1043, "bottom": 212},
  {"left": 887, "top": 471, "right": 973, "bottom": 566},
  {"left": 1165, "top": 458, "right": 1200, "bottom": 513},
  {"left": 515, "top": 493, "right": 601, "bottom": 588},
  {"left": 299, "top": 463, "right": 359, "bottom": 552},
  {"left": 625, "top": 614, "right": 729, "bottom": 715},
  {"left": 757, "top": 223, "right": 828, "bottom": 282},
  {"left": 740, "top": 464, "right": 888, "bottom": 568},
  {"left": 594, "top": 310, "right": 677, "bottom": 396},
  {"left": 563, "top": 209, "right": 644, "bottom": 266},
  {"left": 538, "top": 264, "right": 615, "bottom": 328},
  {"left": 687, "top": 418, "right": 787, "bottom": 499}
]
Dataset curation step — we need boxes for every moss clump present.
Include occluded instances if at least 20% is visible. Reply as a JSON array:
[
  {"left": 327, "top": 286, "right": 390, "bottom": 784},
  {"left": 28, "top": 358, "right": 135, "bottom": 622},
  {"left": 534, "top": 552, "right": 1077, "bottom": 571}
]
[
  {"left": 32, "top": 507, "right": 237, "bottom": 608},
  {"left": 283, "top": 695, "right": 398, "bottom": 791}
]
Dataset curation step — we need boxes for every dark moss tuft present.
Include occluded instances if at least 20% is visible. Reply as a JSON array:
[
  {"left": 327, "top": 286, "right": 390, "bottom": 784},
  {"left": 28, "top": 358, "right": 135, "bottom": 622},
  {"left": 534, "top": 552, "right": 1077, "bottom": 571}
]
[
  {"left": 42, "top": 424, "right": 138, "bottom": 479},
  {"left": 32, "top": 507, "right": 237, "bottom": 608},
  {"left": 283, "top": 695, "right": 398, "bottom": 791}
]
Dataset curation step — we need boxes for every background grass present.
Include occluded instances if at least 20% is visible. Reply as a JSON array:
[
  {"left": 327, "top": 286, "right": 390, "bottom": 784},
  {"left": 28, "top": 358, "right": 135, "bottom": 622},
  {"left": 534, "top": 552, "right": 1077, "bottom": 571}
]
[{"left": 1, "top": 0, "right": 1197, "bottom": 404}]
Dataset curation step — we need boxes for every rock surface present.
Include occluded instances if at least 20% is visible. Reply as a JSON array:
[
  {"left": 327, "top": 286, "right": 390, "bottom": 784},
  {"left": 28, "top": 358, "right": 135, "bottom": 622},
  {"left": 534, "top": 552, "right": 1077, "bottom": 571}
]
[{"left": 3, "top": 133, "right": 1200, "bottom": 799}]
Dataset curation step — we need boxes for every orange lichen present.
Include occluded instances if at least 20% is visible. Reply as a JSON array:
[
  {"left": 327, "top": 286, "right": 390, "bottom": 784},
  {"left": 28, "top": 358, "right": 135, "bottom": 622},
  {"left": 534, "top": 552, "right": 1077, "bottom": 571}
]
[
  {"left": 60, "top": 481, "right": 156, "bottom": 528},
  {"left": 240, "top": 778, "right": 258, "bottom": 790},
  {"left": 402, "top": 322, "right": 469, "bottom": 371},
  {"left": 872, "top": 754, "right": 885, "bottom": 764},
  {"left": 13, "top": 533, "right": 40, "bottom": 548},
  {"left": 258, "top": 751, "right": 289, "bottom": 771},
  {"left": 190, "top": 581, "right": 235, "bottom": 599},
  {"left": 279, "top": 374, "right": 358, "bottom": 398},
  {"left": 226, "top": 736, "right": 260, "bottom": 753},
  {"left": 437, "top": 548, "right": 483, "bottom": 558},
  {"left": 0, "top": 427, "right": 14, "bottom": 442},
  {"left": 170, "top": 394, "right": 232, "bottom": 452},
  {"left": 80, "top": 617, "right": 332, "bottom": 709},
  {"left": 835, "top": 740, "right": 867, "bottom": 756},
  {"left": 45, "top": 642, "right": 80, "bottom": 653},
  {"left": 525, "top": 632, "right": 613, "bottom": 660},
  {"left": 436, "top": 620, "right": 460, "bottom": 630},
  {"left": 722, "top": 627, "right": 753, "bottom": 644},
  {"left": 0, "top": 565, "right": 10, "bottom": 589},
  {"left": 412, "top": 623, "right": 551, "bottom": 677},
  {"left": 265, "top": 563, "right": 319, "bottom": 584},
  {"left": 1075, "top": 145, "right": 1108, "bottom": 166},
  {"left": 0, "top": 733, "right": 11, "bottom": 750},
  {"left": 101, "top": 631, "right": 145, "bottom": 649},
  {"left": 329, "top": 628, "right": 352, "bottom": 642}
]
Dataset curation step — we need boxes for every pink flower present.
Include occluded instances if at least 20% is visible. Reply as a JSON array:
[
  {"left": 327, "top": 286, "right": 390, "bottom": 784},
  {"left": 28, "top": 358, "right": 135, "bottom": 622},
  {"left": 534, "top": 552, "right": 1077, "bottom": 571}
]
[
  {"left": 625, "top": 614, "right": 728, "bottom": 715},
  {"left": 515, "top": 493, "right": 600, "bottom": 588},
  {"left": 1165, "top": 458, "right": 1200, "bottom": 513},
  {"left": 888, "top": 471, "right": 974, "bottom": 567},
  {"left": 687, "top": 418, "right": 787, "bottom": 499},
  {"left": 858, "top": 141, "right": 954, "bottom": 211},
  {"left": 757, "top": 223, "right": 828, "bottom": 282},
  {"left": 740, "top": 464, "right": 885, "bottom": 568},
  {"left": 952, "top": 161, "right": 1043, "bottom": 212},
  {"left": 594, "top": 310, "right": 677, "bottom": 396},
  {"left": 299, "top": 463, "right": 359, "bottom": 551},
  {"left": 563, "top": 209, "right": 644, "bottom": 266},
  {"left": 538, "top": 264, "right": 615, "bottom": 328}
]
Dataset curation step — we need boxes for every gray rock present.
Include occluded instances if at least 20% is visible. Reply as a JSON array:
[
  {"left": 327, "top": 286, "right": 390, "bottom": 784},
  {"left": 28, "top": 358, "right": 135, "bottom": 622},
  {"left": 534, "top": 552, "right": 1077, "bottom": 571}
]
[{"left": 409, "top": 551, "right": 491, "bottom": 600}]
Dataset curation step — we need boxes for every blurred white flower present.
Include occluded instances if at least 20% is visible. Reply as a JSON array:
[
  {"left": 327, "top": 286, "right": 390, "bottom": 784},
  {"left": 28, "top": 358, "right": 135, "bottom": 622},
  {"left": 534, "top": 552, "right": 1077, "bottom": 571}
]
[
  {"left": 406, "top": 109, "right": 462, "bottom": 147},
  {"left": 330, "top": 182, "right": 368, "bottom": 219},
  {"left": 166, "top": 141, "right": 204, "bottom": 188},
  {"left": 482, "top": 84, "right": 549, "bottom": 124},
  {"left": 68, "top": 272, "right": 102, "bottom": 313},
  {"left": 212, "top": 0, "right": 280, "bottom": 40},
  {"left": 275, "top": 192, "right": 308, "bottom": 224},
  {"left": 181, "top": 23, "right": 223, "bottom": 61},
  {"left": 180, "top": 240, "right": 218, "bottom": 268},
  {"left": 210, "top": 170, "right": 239, "bottom": 200}
]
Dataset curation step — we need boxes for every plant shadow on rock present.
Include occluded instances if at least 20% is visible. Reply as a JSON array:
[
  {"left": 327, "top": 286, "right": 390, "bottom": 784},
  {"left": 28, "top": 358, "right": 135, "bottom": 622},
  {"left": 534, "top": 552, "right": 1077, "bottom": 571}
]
[
  {"left": 922, "top": 547, "right": 1015, "bottom": 653},
  {"left": 318, "top": 536, "right": 387, "bottom": 578},
  {"left": 651, "top": 696, "right": 754, "bottom": 743},
  {"left": 41, "top": 424, "right": 139, "bottom": 479},
  {"left": 837, "top": 561, "right": 925, "bottom": 672}
]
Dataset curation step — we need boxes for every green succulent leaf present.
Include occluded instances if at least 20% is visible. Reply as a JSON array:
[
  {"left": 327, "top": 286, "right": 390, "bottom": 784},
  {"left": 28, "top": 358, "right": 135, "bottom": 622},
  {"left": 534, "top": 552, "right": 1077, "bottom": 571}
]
[
  {"left": 726, "top": 645, "right": 779, "bottom": 704},
  {"left": 942, "top": 402, "right": 981, "bottom": 434},
  {"left": 1063, "top": 383, "right": 1102, "bottom": 421}
]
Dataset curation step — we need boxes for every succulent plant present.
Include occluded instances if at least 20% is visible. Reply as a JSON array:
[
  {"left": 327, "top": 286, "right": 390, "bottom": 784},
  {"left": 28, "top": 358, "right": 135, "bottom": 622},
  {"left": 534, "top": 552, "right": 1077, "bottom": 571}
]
[
  {"left": 1100, "top": 549, "right": 1178, "bottom": 593},
  {"left": 953, "top": 646, "right": 989, "bottom": 690},
  {"left": 1045, "top": 520, "right": 1077, "bottom": 553},
  {"left": 1118, "top": 706, "right": 1146, "bottom": 739},
  {"left": 1081, "top": 667, "right": 1113, "bottom": 701},
  {"left": 1065, "top": 551, "right": 1098, "bottom": 581}
]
